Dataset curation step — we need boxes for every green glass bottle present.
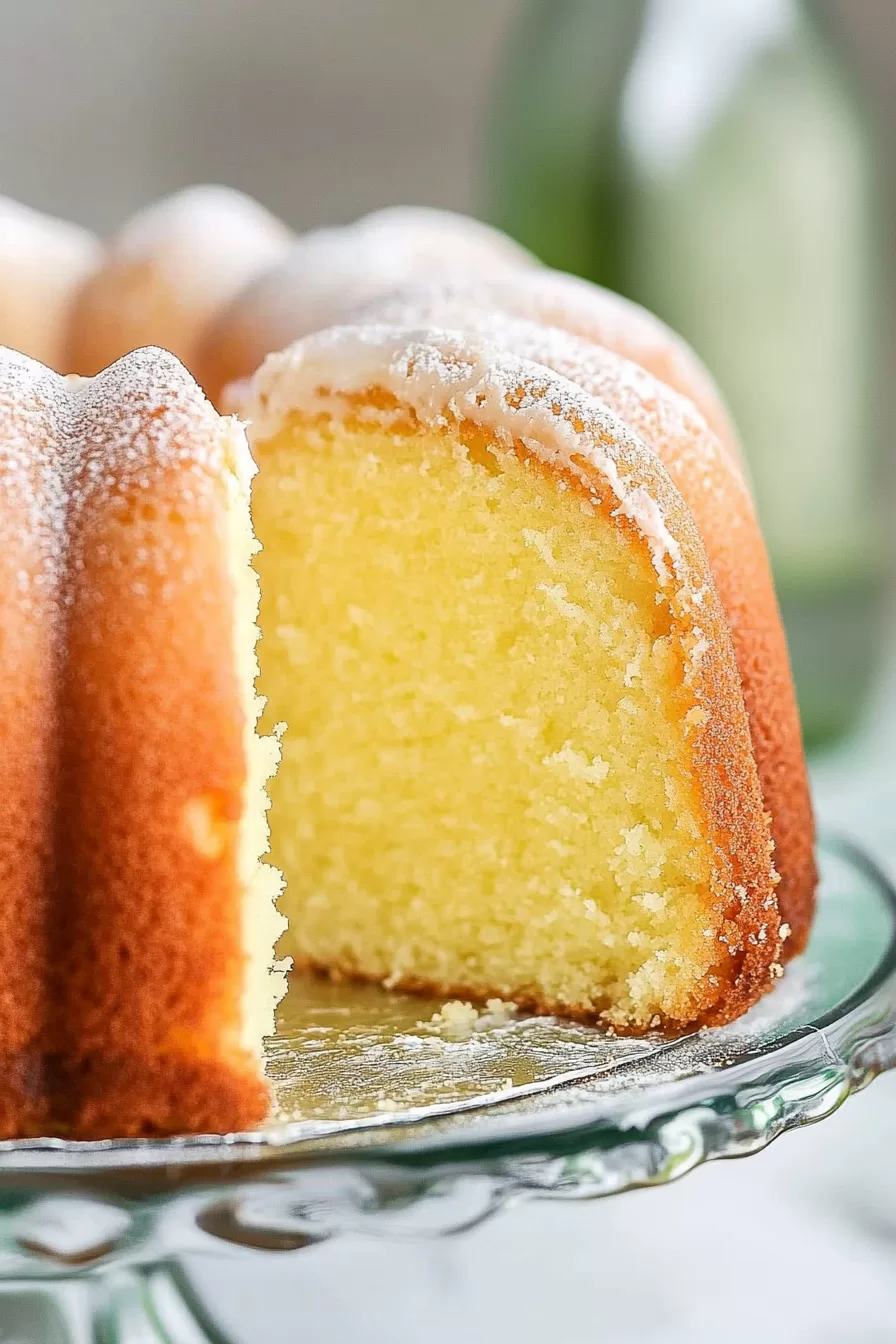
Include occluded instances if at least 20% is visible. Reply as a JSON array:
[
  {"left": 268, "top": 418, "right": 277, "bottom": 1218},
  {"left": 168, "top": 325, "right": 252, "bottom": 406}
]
[{"left": 485, "top": 0, "right": 885, "bottom": 749}]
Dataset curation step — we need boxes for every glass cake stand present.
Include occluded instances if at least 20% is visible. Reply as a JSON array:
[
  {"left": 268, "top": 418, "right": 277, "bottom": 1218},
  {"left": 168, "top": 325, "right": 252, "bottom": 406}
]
[{"left": 1, "top": 834, "right": 895, "bottom": 1341}]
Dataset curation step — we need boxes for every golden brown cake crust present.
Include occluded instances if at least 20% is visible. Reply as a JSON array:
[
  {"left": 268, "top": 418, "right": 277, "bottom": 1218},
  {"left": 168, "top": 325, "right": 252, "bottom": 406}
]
[
  {"left": 0, "top": 346, "right": 268, "bottom": 1138},
  {"left": 0, "top": 354, "right": 65, "bottom": 1136},
  {"left": 244, "top": 325, "right": 786, "bottom": 1032},
  {"left": 45, "top": 1055, "right": 269, "bottom": 1140},
  {"left": 354, "top": 301, "right": 816, "bottom": 954}
]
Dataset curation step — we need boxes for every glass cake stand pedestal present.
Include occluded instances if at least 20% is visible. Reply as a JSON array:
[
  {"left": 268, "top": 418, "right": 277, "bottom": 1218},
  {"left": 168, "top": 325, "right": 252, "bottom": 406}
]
[{"left": 1, "top": 836, "right": 895, "bottom": 1342}]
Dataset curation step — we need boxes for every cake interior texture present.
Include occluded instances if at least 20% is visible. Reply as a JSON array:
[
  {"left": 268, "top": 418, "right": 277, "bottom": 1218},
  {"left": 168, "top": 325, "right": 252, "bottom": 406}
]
[{"left": 254, "top": 412, "right": 734, "bottom": 1030}]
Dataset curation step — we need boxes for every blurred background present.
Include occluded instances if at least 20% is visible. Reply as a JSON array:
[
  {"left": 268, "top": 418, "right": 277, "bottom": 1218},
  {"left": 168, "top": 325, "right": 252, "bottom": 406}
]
[
  {"left": 6, "top": 0, "right": 896, "bottom": 746},
  {"left": 5, "top": 1, "right": 896, "bottom": 1340}
]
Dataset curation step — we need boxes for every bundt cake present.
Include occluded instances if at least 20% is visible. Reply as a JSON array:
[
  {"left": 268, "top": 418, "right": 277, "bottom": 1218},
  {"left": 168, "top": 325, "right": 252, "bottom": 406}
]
[
  {"left": 238, "top": 323, "right": 799, "bottom": 1033},
  {"left": 194, "top": 206, "right": 537, "bottom": 407},
  {"left": 0, "top": 188, "right": 815, "bottom": 1131},
  {"left": 353, "top": 296, "right": 816, "bottom": 949},
  {"left": 65, "top": 185, "right": 292, "bottom": 382},
  {"left": 0, "top": 345, "right": 283, "bottom": 1138},
  {"left": 0, "top": 195, "right": 99, "bottom": 370}
]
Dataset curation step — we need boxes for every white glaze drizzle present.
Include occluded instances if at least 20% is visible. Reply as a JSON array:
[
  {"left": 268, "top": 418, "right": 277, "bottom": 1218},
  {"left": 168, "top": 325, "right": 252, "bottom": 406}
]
[{"left": 244, "top": 324, "right": 685, "bottom": 582}]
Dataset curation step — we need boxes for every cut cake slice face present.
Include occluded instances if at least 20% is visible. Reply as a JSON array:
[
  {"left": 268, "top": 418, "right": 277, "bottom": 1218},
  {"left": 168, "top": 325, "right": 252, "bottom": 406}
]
[
  {"left": 241, "top": 324, "right": 782, "bottom": 1034},
  {"left": 353, "top": 296, "right": 816, "bottom": 953}
]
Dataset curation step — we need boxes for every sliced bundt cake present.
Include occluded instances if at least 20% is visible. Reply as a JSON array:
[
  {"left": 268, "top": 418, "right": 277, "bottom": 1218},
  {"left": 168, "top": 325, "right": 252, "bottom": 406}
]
[
  {"left": 353, "top": 295, "right": 816, "bottom": 949},
  {"left": 239, "top": 325, "right": 794, "bottom": 1033}
]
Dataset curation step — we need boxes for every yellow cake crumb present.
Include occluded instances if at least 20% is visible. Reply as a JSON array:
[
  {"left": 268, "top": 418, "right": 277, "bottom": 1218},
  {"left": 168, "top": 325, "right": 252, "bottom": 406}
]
[
  {"left": 422, "top": 998, "right": 518, "bottom": 1041},
  {"left": 254, "top": 416, "right": 729, "bottom": 1029}
]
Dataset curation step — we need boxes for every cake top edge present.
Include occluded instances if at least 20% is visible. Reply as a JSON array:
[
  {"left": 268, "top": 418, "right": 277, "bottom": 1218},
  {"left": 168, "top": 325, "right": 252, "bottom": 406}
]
[
  {"left": 242, "top": 322, "right": 693, "bottom": 583},
  {"left": 0, "top": 343, "right": 252, "bottom": 489},
  {"left": 352, "top": 270, "right": 722, "bottom": 397},
  {"left": 352, "top": 297, "right": 719, "bottom": 442},
  {"left": 0, "top": 342, "right": 211, "bottom": 401}
]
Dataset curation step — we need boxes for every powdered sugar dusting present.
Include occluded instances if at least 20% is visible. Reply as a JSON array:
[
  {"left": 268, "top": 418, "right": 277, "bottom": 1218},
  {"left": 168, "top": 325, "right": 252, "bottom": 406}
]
[
  {"left": 350, "top": 270, "right": 735, "bottom": 451},
  {"left": 364, "top": 298, "right": 707, "bottom": 436},
  {"left": 71, "top": 345, "right": 243, "bottom": 498},
  {"left": 356, "top": 300, "right": 748, "bottom": 495},
  {"left": 244, "top": 323, "right": 685, "bottom": 582},
  {"left": 0, "top": 344, "right": 250, "bottom": 610}
]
